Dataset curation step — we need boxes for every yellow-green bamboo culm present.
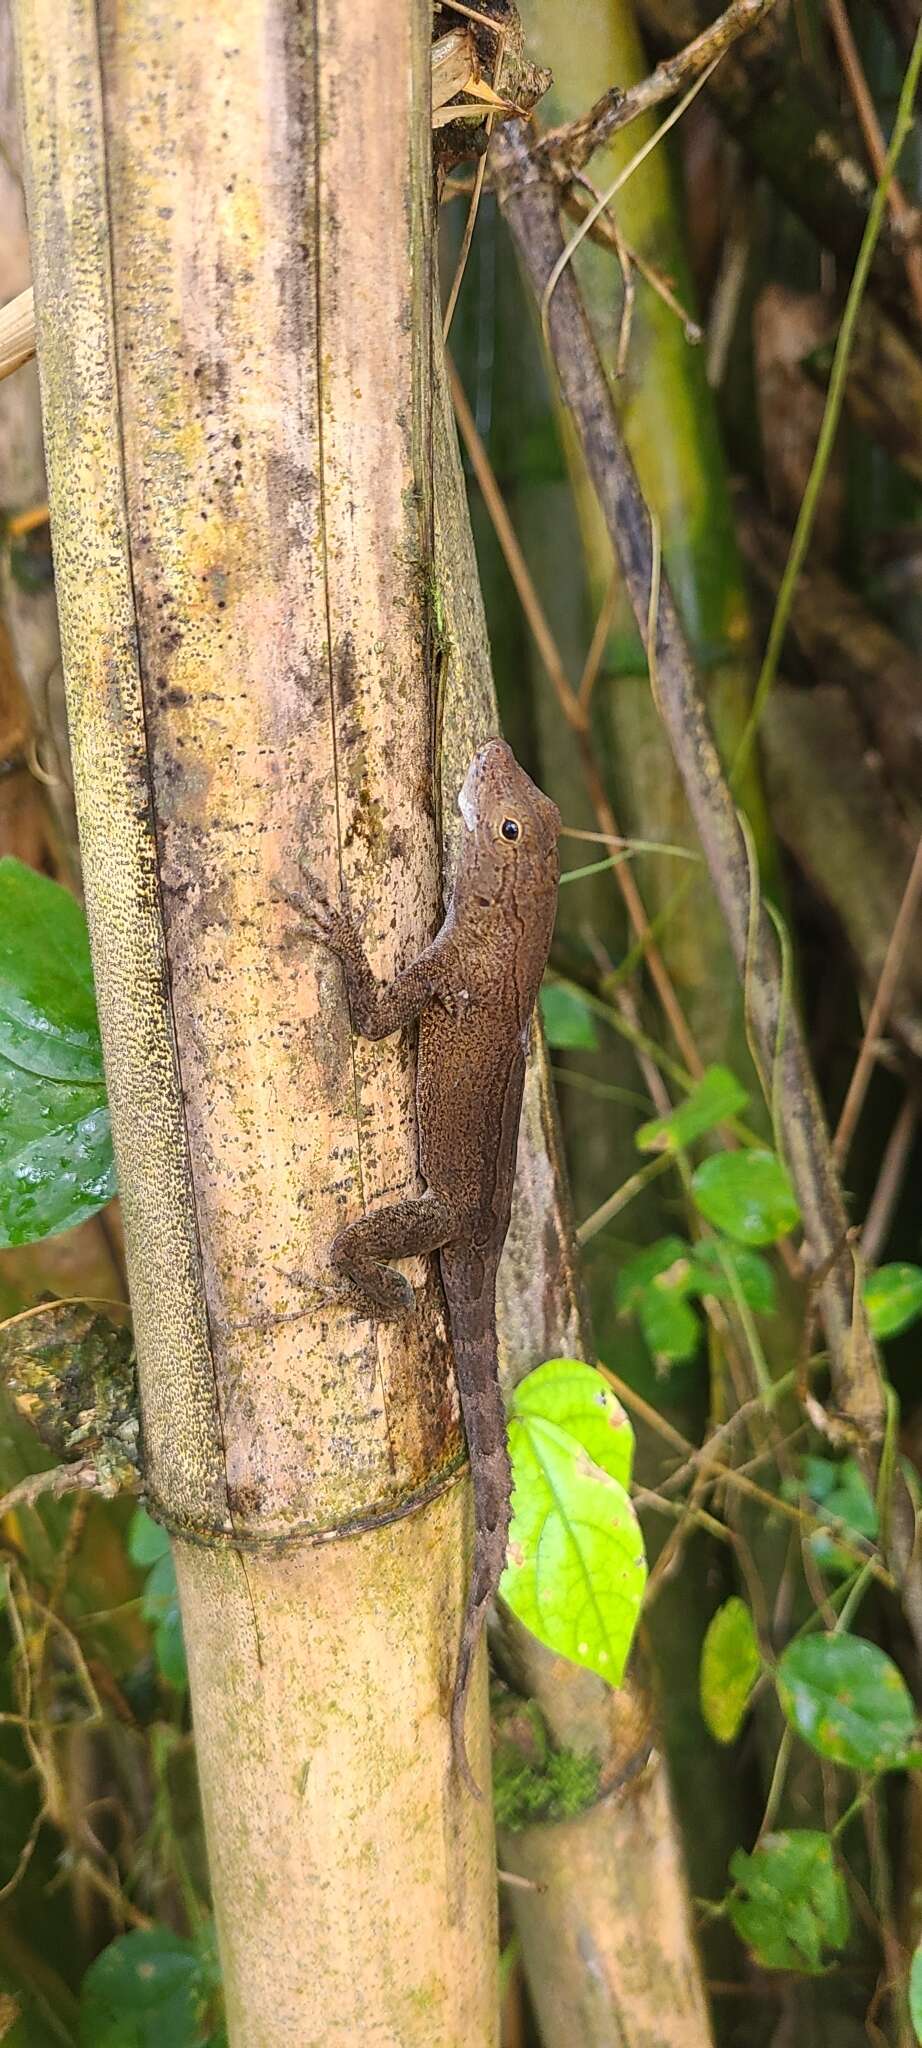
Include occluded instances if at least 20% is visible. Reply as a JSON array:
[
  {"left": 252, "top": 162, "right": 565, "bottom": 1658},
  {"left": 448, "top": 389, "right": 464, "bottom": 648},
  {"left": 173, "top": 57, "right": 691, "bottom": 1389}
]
[{"left": 13, "top": 1, "right": 498, "bottom": 2040}]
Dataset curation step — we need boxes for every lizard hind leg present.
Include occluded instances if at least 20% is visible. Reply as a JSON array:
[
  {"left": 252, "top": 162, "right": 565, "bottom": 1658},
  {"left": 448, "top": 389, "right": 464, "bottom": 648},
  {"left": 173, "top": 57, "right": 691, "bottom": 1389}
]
[{"left": 329, "top": 1189, "right": 455, "bottom": 1320}]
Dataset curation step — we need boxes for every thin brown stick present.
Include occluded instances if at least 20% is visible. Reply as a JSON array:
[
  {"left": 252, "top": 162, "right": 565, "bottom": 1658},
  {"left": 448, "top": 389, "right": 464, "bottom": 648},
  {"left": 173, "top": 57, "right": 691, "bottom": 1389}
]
[
  {"left": 827, "top": 0, "right": 922, "bottom": 329},
  {"left": 442, "top": 22, "right": 507, "bottom": 339},
  {"left": 861, "top": 1093, "right": 918, "bottom": 1270},
  {"left": 0, "top": 1462, "right": 105, "bottom": 1524},
  {"left": 833, "top": 834, "right": 922, "bottom": 1168},
  {"left": 535, "top": 0, "right": 779, "bottom": 178},
  {"left": 447, "top": 351, "right": 705, "bottom": 1077}
]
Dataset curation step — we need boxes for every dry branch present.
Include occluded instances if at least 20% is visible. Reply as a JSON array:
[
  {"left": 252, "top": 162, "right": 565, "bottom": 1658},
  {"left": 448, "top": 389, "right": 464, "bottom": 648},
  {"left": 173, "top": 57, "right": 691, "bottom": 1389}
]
[
  {"left": 489, "top": 114, "right": 922, "bottom": 1656},
  {"left": 636, "top": 0, "right": 921, "bottom": 338},
  {"left": 535, "top": 0, "right": 779, "bottom": 177}
]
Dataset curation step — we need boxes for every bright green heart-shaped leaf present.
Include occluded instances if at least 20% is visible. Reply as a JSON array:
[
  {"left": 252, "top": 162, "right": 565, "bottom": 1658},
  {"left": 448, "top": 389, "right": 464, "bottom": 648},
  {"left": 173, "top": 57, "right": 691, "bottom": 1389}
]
[
  {"left": 0, "top": 860, "right": 115, "bottom": 1246},
  {"left": 700, "top": 1597, "right": 761, "bottom": 1743},
  {"left": 728, "top": 1831, "right": 849, "bottom": 1974},
  {"left": 777, "top": 1634, "right": 916, "bottom": 1772},
  {"left": 863, "top": 1263, "right": 922, "bottom": 1341},
  {"left": 502, "top": 1360, "right": 645, "bottom": 1686},
  {"left": 691, "top": 1148, "right": 800, "bottom": 1246},
  {"left": 509, "top": 1360, "right": 634, "bottom": 1488},
  {"left": 636, "top": 1064, "right": 748, "bottom": 1154},
  {"left": 539, "top": 982, "right": 598, "bottom": 1051}
]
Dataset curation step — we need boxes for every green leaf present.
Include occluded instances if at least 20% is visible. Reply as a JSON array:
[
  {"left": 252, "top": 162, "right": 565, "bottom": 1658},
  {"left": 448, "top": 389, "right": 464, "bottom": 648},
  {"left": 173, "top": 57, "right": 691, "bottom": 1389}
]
[
  {"left": 155, "top": 1606, "right": 189, "bottom": 1692},
  {"left": 863, "top": 1263, "right": 922, "bottom": 1341},
  {"left": 691, "top": 1149, "right": 800, "bottom": 1246},
  {"left": 539, "top": 983, "right": 598, "bottom": 1051},
  {"left": 0, "top": 858, "right": 103, "bottom": 1083},
  {"left": 615, "top": 1240, "right": 703, "bottom": 1359},
  {"left": 509, "top": 1360, "right": 634, "bottom": 1488},
  {"left": 690, "top": 1240, "right": 777, "bottom": 1315},
  {"left": 910, "top": 1937, "right": 922, "bottom": 2042},
  {"left": 635, "top": 1064, "right": 748, "bottom": 1154},
  {"left": 700, "top": 1598, "right": 761, "bottom": 1743},
  {"left": 789, "top": 1456, "right": 879, "bottom": 1579},
  {"left": 637, "top": 1285, "right": 699, "bottom": 1364},
  {"left": 128, "top": 1511, "right": 188, "bottom": 1693},
  {"left": 0, "top": 1080, "right": 115, "bottom": 1249},
  {"left": 502, "top": 1359, "right": 646, "bottom": 1687},
  {"left": 777, "top": 1634, "right": 917, "bottom": 1772},
  {"left": 79, "top": 1928, "right": 217, "bottom": 2048},
  {"left": 0, "top": 859, "right": 115, "bottom": 1247},
  {"left": 128, "top": 1508, "right": 171, "bottom": 1569},
  {"left": 728, "top": 1831, "right": 849, "bottom": 1973},
  {"left": 614, "top": 1238, "right": 691, "bottom": 1309}
]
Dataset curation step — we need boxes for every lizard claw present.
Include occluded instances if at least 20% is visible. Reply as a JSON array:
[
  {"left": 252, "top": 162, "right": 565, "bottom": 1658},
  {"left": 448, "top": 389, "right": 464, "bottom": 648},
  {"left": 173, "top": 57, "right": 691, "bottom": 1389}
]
[{"left": 272, "top": 874, "right": 351, "bottom": 954}]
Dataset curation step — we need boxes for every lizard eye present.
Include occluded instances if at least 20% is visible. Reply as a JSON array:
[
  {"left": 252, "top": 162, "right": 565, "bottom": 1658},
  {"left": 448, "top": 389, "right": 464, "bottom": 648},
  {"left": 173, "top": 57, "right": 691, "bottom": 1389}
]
[{"left": 500, "top": 817, "right": 520, "bottom": 842}]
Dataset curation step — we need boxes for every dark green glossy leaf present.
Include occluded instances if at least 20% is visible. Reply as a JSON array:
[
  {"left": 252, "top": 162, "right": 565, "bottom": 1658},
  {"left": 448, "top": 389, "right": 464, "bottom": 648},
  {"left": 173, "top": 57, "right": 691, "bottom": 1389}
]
[
  {"left": 0, "top": 859, "right": 115, "bottom": 1246},
  {"left": 539, "top": 982, "right": 598, "bottom": 1050},
  {"left": 128, "top": 1508, "right": 171, "bottom": 1569},
  {"left": 79, "top": 1929, "right": 208, "bottom": 2048},
  {"left": 691, "top": 1149, "right": 800, "bottom": 1246},
  {"left": 728, "top": 1831, "right": 848, "bottom": 1973},
  {"left": 777, "top": 1634, "right": 916, "bottom": 1772},
  {"left": 0, "top": 858, "right": 102, "bottom": 1083},
  {"left": 0, "top": 1074, "right": 115, "bottom": 1248}
]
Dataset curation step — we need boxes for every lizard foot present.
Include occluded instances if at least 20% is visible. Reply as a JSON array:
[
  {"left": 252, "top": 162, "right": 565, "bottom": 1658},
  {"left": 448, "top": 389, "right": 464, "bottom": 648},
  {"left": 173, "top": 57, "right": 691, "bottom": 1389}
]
[{"left": 272, "top": 875, "right": 353, "bottom": 955}]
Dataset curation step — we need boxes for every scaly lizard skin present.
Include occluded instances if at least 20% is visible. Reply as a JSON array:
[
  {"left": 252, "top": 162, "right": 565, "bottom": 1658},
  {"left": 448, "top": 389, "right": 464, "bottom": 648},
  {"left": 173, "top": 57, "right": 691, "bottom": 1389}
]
[{"left": 289, "top": 740, "right": 560, "bottom": 1796}]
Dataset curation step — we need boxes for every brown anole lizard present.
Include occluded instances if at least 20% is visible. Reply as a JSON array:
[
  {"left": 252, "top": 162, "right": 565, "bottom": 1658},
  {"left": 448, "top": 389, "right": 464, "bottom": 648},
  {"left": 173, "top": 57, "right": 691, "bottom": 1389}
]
[{"left": 288, "top": 739, "right": 560, "bottom": 1796}]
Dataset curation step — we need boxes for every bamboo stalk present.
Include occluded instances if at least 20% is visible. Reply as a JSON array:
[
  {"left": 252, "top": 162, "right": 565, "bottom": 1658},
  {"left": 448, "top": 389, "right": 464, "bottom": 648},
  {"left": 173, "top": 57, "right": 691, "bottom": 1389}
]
[{"left": 14, "top": 1, "right": 497, "bottom": 2040}]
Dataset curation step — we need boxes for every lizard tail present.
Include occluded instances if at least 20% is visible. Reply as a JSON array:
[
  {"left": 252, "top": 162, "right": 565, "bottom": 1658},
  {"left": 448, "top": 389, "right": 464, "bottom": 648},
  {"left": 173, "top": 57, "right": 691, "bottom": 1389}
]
[{"left": 443, "top": 1256, "right": 512, "bottom": 1802}]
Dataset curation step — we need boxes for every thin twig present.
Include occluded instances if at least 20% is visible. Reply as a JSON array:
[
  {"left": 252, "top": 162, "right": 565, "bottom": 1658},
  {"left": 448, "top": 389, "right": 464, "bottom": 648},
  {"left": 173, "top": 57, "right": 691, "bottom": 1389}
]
[
  {"left": 827, "top": 0, "right": 922, "bottom": 329},
  {"left": 442, "top": 22, "right": 507, "bottom": 339},
  {"left": 540, "top": 60, "right": 721, "bottom": 343},
  {"left": 861, "top": 1093, "right": 918, "bottom": 1270},
  {"left": 734, "top": 24, "right": 922, "bottom": 777},
  {"left": 0, "top": 1461, "right": 104, "bottom": 1524},
  {"left": 833, "top": 834, "right": 922, "bottom": 1168},
  {"left": 535, "top": 0, "right": 779, "bottom": 178},
  {"left": 578, "top": 571, "right": 618, "bottom": 711},
  {"left": 560, "top": 185, "right": 703, "bottom": 343}
]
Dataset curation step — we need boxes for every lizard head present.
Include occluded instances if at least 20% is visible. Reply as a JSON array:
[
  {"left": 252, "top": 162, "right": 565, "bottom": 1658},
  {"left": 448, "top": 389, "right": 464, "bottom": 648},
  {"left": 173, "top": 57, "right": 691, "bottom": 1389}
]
[{"left": 456, "top": 738, "right": 560, "bottom": 912}]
